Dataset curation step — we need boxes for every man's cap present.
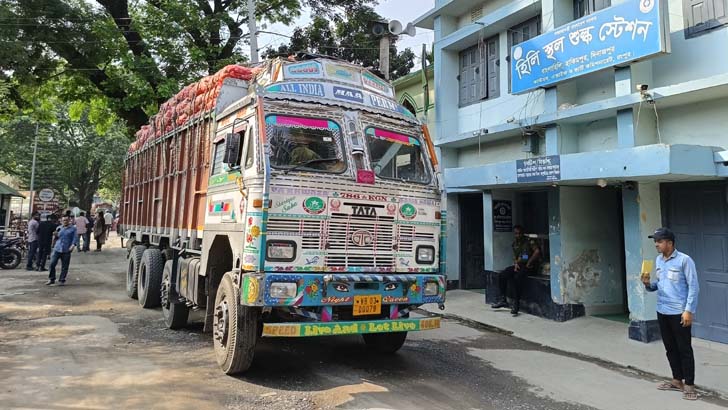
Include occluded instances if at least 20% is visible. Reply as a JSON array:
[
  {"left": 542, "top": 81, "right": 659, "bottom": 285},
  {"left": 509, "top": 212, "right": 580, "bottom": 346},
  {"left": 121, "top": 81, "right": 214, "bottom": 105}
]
[{"left": 649, "top": 227, "right": 675, "bottom": 241}]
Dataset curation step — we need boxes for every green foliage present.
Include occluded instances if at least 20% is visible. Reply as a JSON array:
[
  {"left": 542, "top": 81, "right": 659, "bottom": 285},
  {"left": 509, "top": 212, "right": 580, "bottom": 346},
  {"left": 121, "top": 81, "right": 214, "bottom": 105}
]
[
  {"left": 263, "top": 5, "right": 415, "bottom": 80},
  {"left": 0, "top": 100, "right": 129, "bottom": 211},
  {"left": 1, "top": 0, "right": 375, "bottom": 133}
]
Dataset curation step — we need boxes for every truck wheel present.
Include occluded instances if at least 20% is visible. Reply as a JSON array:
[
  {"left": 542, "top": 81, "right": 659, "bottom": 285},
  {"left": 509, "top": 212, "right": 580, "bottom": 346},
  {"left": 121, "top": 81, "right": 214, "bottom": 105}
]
[
  {"left": 362, "top": 332, "right": 408, "bottom": 353},
  {"left": 138, "top": 248, "right": 164, "bottom": 308},
  {"left": 126, "top": 245, "right": 146, "bottom": 299},
  {"left": 161, "top": 260, "right": 189, "bottom": 329},
  {"left": 213, "top": 274, "right": 259, "bottom": 375}
]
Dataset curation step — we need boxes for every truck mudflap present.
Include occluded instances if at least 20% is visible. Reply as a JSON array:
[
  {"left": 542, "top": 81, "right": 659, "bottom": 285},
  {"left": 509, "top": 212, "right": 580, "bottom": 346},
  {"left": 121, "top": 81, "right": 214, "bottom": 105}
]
[{"left": 261, "top": 316, "right": 441, "bottom": 337}]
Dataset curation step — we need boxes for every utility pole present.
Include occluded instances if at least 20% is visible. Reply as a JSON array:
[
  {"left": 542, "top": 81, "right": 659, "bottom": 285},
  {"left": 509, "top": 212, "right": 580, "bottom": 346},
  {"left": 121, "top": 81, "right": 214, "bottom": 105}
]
[
  {"left": 379, "top": 36, "right": 391, "bottom": 80},
  {"left": 247, "top": 0, "right": 259, "bottom": 64},
  {"left": 28, "top": 122, "right": 39, "bottom": 218}
]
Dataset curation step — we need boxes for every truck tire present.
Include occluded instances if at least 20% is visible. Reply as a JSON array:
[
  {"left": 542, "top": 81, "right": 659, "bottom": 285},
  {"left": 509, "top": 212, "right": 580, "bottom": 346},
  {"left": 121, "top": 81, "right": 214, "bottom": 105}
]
[
  {"left": 213, "top": 274, "right": 259, "bottom": 375},
  {"left": 138, "top": 248, "right": 164, "bottom": 308},
  {"left": 126, "top": 245, "right": 146, "bottom": 299},
  {"left": 362, "top": 331, "right": 408, "bottom": 353},
  {"left": 161, "top": 260, "right": 189, "bottom": 329}
]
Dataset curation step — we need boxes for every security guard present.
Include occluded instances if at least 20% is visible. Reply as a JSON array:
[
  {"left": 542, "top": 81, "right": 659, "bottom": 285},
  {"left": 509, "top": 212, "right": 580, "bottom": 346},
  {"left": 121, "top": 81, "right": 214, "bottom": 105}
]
[{"left": 491, "top": 225, "right": 541, "bottom": 316}]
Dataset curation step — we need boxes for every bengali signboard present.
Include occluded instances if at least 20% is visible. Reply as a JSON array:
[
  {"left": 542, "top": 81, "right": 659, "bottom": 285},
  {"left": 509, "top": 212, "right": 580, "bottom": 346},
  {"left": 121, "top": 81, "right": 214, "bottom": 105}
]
[
  {"left": 493, "top": 200, "right": 513, "bottom": 233},
  {"left": 516, "top": 155, "right": 561, "bottom": 183},
  {"left": 38, "top": 188, "right": 55, "bottom": 202},
  {"left": 510, "top": 0, "right": 669, "bottom": 94}
]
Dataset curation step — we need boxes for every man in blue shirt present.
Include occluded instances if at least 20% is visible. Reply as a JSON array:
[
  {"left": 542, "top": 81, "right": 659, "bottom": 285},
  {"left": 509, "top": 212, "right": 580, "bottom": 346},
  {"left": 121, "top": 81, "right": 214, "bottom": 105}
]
[
  {"left": 642, "top": 227, "right": 700, "bottom": 401},
  {"left": 46, "top": 216, "right": 78, "bottom": 286}
]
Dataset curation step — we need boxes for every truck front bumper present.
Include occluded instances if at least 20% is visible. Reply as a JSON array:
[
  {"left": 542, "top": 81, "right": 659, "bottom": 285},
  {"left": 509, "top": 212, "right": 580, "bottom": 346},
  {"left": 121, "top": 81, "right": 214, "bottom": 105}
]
[{"left": 261, "top": 316, "right": 441, "bottom": 337}]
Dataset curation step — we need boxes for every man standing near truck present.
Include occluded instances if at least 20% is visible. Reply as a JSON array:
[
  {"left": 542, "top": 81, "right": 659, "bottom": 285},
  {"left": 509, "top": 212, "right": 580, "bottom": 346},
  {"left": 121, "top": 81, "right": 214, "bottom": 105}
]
[
  {"left": 46, "top": 215, "right": 78, "bottom": 286},
  {"left": 643, "top": 227, "right": 700, "bottom": 401}
]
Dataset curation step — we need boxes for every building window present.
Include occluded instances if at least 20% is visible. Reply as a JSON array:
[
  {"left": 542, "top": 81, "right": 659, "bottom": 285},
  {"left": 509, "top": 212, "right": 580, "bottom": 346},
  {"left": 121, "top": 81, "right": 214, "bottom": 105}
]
[
  {"left": 684, "top": 0, "right": 728, "bottom": 38},
  {"left": 458, "top": 36, "right": 499, "bottom": 107},
  {"left": 508, "top": 16, "right": 541, "bottom": 92},
  {"left": 574, "top": 0, "right": 611, "bottom": 19}
]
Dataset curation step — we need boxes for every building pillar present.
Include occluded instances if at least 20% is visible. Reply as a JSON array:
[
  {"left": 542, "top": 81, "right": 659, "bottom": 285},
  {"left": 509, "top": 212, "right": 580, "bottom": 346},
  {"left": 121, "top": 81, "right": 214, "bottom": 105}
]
[
  {"left": 622, "top": 182, "right": 661, "bottom": 342},
  {"left": 482, "top": 191, "right": 494, "bottom": 272},
  {"left": 445, "top": 193, "right": 461, "bottom": 285},
  {"left": 548, "top": 188, "right": 564, "bottom": 303},
  {"left": 433, "top": 15, "right": 459, "bottom": 145}
]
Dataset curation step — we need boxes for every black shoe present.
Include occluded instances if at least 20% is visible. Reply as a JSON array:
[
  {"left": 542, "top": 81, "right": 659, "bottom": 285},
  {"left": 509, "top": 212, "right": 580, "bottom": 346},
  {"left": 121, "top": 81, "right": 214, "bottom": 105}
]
[
  {"left": 45, "top": 280, "right": 55, "bottom": 286},
  {"left": 491, "top": 300, "right": 509, "bottom": 309},
  {"left": 58, "top": 281, "right": 66, "bottom": 286},
  {"left": 37, "top": 268, "right": 47, "bottom": 272},
  {"left": 26, "top": 267, "right": 35, "bottom": 271},
  {"left": 510, "top": 308, "right": 519, "bottom": 317}
]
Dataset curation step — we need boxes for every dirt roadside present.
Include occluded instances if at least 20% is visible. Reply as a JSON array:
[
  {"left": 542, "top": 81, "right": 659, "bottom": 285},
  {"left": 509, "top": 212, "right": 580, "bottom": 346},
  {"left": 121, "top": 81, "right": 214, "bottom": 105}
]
[{"left": 0, "top": 238, "right": 320, "bottom": 410}]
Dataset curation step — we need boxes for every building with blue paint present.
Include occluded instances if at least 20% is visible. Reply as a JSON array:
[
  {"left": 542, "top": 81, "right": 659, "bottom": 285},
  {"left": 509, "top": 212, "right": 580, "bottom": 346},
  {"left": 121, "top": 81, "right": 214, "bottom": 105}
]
[{"left": 415, "top": 0, "right": 728, "bottom": 344}]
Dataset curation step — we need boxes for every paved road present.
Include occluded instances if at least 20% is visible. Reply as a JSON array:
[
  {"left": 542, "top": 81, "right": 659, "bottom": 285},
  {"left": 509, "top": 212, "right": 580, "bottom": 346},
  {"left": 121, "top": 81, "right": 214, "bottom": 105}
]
[{"left": 1, "top": 239, "right": 726, "bottom": 410}]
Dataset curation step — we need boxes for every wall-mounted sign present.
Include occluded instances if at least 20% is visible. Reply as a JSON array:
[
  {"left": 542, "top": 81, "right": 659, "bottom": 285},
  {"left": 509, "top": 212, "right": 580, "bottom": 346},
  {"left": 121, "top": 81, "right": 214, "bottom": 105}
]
[
  {"left": 266, "top": 82, "right": 325, "bottom": 98},
  {"left": 516, "top": 155, "right": 561, "bottom": 182},
  {"left": 283, "top": 61, "right": 323, "bottom": 79},
  {"left": 510, "top": 0, "right": 669, "bottom": 94},
  {"left": 493, "top": 200, "right": 513, "bottom": 233}
]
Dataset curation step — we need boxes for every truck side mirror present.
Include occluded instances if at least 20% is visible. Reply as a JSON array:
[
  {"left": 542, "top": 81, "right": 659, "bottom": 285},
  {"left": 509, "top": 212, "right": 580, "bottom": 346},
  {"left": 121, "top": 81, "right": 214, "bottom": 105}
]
[{"left": 223, "top": 133, "right": 241, "bottom": 166}]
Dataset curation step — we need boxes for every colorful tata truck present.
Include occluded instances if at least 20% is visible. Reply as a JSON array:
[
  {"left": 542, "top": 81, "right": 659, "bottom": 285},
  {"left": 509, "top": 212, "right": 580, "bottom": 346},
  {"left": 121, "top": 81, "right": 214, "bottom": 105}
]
[{"left": 120, "top": 56, "right": 446, "bottom": 374}]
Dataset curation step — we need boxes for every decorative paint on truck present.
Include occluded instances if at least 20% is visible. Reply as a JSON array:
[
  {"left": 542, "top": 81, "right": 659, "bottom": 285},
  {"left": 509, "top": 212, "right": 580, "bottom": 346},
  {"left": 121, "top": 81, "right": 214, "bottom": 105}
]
[{"left": 120, "top": 56, "right": 446, "bottom": 376}]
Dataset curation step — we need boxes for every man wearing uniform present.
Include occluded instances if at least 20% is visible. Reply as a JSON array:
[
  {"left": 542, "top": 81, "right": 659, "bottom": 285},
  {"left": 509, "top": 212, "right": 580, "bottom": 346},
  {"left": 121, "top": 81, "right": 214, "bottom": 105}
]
[
  {"left": 491, "top": 225, "right": 541, "bottom": 316},
  {"left": 643, "top": 227, "right": 700, "bottom": 401}
]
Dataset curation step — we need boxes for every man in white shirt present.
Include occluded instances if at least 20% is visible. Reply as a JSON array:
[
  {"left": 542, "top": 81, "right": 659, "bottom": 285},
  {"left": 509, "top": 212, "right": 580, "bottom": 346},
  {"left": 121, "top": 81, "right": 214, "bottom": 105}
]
[
  {"left": 104, "top": 211, "right": 113, "bottom": 240},
  {"left": 74, "top": 212, "right": 89, "bottom": 252}
]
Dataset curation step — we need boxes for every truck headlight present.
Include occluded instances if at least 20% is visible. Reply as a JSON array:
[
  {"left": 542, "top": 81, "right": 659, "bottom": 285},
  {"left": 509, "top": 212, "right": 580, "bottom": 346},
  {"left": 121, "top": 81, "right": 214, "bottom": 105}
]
[
  {"left": 266, "top": 240, "right": 296, "bottom": 261},
  {"left": 416, "top": 245, "right": 435, "bottom": 264},
  {"left": 269, "top": 282, "right": 298, "bottom": 298},
  {"left": 424, "top": 281, "right": 439, "bottom": 296}
]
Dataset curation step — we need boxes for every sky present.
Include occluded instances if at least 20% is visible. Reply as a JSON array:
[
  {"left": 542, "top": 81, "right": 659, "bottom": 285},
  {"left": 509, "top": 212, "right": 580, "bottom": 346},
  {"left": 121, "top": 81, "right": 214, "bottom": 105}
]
[{"left": 256, "top": 0, "right": 436, "bottom": 64}]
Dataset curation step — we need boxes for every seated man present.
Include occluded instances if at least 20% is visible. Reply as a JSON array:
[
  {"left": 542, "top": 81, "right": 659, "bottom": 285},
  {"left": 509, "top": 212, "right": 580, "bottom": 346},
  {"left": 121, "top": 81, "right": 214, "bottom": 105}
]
[
  {"left": 289, "top": 133, "right": 321, "bottom": 165},
  {"left": 491, "top": 225, "right": 541, "bottom": 316}
]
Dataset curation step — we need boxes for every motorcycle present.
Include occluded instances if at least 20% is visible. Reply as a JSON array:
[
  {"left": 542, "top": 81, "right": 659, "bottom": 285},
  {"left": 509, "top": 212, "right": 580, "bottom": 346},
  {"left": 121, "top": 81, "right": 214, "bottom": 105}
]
[{"left": 0, "top": 237, "right": 23, "bottom": 269}]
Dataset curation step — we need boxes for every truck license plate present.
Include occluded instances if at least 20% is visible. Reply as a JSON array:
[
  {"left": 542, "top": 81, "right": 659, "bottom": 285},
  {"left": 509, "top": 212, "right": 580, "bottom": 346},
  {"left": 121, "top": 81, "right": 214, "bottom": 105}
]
[{"left": 353, "top": 295, "right": 382, "bottom": 316}]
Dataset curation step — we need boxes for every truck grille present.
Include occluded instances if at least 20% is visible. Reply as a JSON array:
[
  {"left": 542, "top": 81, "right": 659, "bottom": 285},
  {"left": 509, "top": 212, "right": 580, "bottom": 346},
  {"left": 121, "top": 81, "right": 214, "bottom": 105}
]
[
  {"left": 267, "top": 218, "right": 322, "bottom": 250},
  {"left": 326, "top": 213, "right": 395, "bottom": 268}
]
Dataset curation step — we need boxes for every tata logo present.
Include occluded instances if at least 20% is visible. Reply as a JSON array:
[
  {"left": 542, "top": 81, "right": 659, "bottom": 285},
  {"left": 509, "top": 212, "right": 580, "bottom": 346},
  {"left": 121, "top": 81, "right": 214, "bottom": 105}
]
[
  {"left": 333, "top": 86, "right": 364, "bottom": 104},
  {"left": 352, "top": 205, "right": 376, "bottom": 217},
  {"left": 351, "top": 230, "right": 373, "bottom": 247}
]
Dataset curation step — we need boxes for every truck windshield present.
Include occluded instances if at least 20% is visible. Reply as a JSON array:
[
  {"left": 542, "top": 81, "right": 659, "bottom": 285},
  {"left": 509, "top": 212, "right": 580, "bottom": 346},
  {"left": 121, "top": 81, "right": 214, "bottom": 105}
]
[
  {"left": 266, "top": 115, "right": 346, "bottom": 173},
  {"left": 365, "top": 127, "right": 430, "bottom": 184}
]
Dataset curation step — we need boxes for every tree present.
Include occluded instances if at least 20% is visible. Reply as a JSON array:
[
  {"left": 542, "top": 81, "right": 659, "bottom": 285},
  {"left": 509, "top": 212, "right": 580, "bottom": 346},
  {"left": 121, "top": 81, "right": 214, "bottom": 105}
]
[
  {"left": 0, "top": 0, "right": 374, "bottom": 133},
  {"left": 0, "top": 101, "right": 129, "bottom": 212},
  {"left": 262, "top": 6, "right": 415, "bottom": 80}
]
